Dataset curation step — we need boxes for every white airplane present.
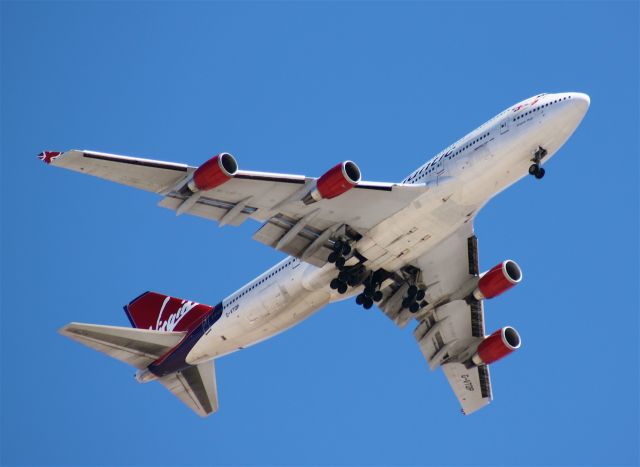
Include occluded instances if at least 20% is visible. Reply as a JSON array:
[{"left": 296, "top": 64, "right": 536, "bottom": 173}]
[{"left": 44, "top": 91, "right": 589, "bottom": 417}]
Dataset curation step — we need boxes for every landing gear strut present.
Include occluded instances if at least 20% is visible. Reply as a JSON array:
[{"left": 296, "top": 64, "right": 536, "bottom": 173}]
[{"left": 529, "top": 146, "right": 548, "bottom": 180}]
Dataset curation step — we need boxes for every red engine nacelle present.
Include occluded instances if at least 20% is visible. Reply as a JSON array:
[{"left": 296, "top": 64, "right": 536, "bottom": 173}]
[
  {"left": 473, "top": 259, "right": 522, "bottom": 300},
  {"left": 472, "top": 326, "right": 521, "bottom": 365},
  {"left": 187, "top": 153, "right": 238, "bottom": 192},
  {"left": 304, "top": 161, "right": 361, "bottom": 204}
]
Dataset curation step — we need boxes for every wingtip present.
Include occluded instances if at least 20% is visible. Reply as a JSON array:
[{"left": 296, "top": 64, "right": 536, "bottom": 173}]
[
  {"left": 58, "top": 323, "right": 74, "bottom": 336},
  {"left": 38, "top": 151, "right": 62, "bottom": 164}
]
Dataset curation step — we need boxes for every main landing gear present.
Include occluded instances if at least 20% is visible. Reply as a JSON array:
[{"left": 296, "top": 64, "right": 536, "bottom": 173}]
[
  {"left": 529, "top": 146, "right": 548, "bottom": 180},
  {"left": 355, "top": 272, "right": 386, "bottom": 310},
  {"left": 327, "top": 239, "right": 388, "bottom": 311},
  {"left": 403, "top": 284, "right": 428, "bottom": 313},
  {"left": 328, "top": 238, "right": 368, "bottom": 299}
]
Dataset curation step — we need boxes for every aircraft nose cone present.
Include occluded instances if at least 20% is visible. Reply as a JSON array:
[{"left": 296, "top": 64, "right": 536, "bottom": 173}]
[{"left": 571, "top": 92, "right": 590, "bottom": 114}]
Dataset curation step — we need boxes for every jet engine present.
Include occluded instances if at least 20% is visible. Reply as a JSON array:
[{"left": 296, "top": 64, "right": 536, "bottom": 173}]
[
  {"left": 303, "top": 161, "right": 361, "bottom": 204},
  {"left": 187, "top": 153, "right": 238, "bottom": 192},
  {"left": 472, "top": 326, "right": 521, "bottom": 365},
  {"left": 473, "top": 260, "right": 522, "bottom": 300}
]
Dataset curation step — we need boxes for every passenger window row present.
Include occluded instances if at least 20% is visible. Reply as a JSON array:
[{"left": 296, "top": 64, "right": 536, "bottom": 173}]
[
  {"left": 404, "top": 131, "right": 491, "bottom": 183},
  {"left": 224, "top": 259, "right": 295, "bottom": 307},
  {"left": 513, "top": 95, "right": 572, "bottom": 122},
  {"left": 451, "top": 132, "right": 491, "bottom": 158}
]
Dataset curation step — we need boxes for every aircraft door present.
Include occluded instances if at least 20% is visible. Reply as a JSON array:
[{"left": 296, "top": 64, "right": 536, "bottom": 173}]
[{"left": 499, "top": 119, "right": 509, "bottom": 134}]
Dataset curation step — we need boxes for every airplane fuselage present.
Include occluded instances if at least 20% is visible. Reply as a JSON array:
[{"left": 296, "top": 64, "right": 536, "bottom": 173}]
[{"left": 148, "top": 92, "right": 589, "bottom": 375}]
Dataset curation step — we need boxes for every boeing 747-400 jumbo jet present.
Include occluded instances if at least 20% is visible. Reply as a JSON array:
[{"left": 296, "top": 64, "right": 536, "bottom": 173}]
[{"left": 44, "top": 92, "right": 589, "bottom": 416}]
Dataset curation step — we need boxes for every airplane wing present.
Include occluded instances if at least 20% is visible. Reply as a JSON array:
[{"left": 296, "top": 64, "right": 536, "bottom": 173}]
[
  {"left": 41, "top": 150, "right": 427, "bottom": 266},
  {"left": 375, "top": 222, "right": 493, "bottom": 414}
]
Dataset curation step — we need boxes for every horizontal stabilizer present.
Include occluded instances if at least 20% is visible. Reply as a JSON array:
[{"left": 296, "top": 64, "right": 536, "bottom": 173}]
[
  {"left": 159, "top": 361, "right": 218, "bottom": 417},
  {"left": 59, "top": 322, "right": 185, "bottom": 369}
]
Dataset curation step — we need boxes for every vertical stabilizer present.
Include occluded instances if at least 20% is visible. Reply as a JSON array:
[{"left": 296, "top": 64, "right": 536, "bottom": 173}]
[{"left": 124, "top": 291, "right": 213, "bottom": 332}]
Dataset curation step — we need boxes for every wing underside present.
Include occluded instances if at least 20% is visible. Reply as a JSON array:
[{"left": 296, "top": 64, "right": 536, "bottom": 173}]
[
  {"left": 374, "top": 223, "right": 494, "bottom": 414},
  {"left": 59, "top": 322, "right": 186, "bottom": 370},
  {"left": 45, "top": 149, "right": 428, "bottom": 267},
  {"left": 159, "top": 362, "right": 219, "bottom": 417}
]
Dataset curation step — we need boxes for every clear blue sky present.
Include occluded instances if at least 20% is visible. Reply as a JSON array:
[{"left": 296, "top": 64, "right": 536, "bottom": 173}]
[{"left": 2, "top": 1, "right": 638, "bottom": 465}]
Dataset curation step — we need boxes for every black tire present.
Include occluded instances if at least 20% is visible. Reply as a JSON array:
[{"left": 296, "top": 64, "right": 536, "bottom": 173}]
[
  {"left": 415, "top": 289, "right": 425, "bottom": 301},
  {"left": 408, "top": 285, "right": 418, "bottom": 297},
  {"left": 529, "top": 164, "right": 538, "bottom": 176},
  {"left": 335, "top": 257, "right": 346, "bottom": 269},
  {"left": 333, "top": 240, "right": 343, "bottom": 252},
  {"left": 355, "top": 294, "right": 364, "bottom": 305},
  {"left": 409, "top": 302, "right": 420, "bottom": 313},
  {"left": 328, "top": 252, "right": 338, "bottom": 263},
  {"left": 337, "top": 283, "right": 348, "bottom": 294},
  {"left": 363, "top": 297, "right": 374, "bottom": 310},
  {"left": 535, "top": 167, "right": 546, "bottom": 179},
  {"left": 341, "top": 243, "right": 352, "bottom": 256},
  {"left": 330, "top": 278, "right": 340, "bottom": 290},
  {"left": 363, "top": 287, "right": 374, "bottom": 298},
  {"left": 373, "top": 291, "right": 383, "bottom": 302}
]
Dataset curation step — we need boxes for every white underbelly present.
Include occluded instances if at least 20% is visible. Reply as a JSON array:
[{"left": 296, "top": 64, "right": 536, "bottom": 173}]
[{"left": 186, "top": 267, "right": 332, "bottom": 363}]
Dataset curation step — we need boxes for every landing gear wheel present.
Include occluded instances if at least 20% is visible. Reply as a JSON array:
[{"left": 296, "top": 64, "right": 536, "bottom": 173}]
[
  {"left": 328, "top": 252, "right": 338, "bottom": 263},
  {"left": 356, "top": 294, "right": 365, "bottom": 305},
  {"left": 363, "top": 297, "right": 374, "bottom": 310},
  {"left": 373, "top": 291, "right": 383, "bottom": 302},
  {"left": 415, "top": 289, "right": 426, "bottom": 301},
  {"left": 535, "top": 167, "right": 545, "bottom": 179},
  {"left": 337, "top": 282, "right": 348, "bottom": 294},
  {"left": 341, "top": 244, "right": 352, "bottom": 256},
  {"left": 407, "top": 285, "right": 418, "bottom": 297},
  {"left": 333, "top": 240, "right": 344, "bottom": 252},
  {"left": 529, "top": 164, "right": 538, "bottom": 176},
  {"left": 409, "top": 302, "right": 420, "bottom": 313},
  {"left": 330, "top": 278, "right": 340, "bottom": 290}
]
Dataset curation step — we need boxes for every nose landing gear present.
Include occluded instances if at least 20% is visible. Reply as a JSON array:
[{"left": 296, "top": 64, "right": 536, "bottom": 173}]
[{"left": 529, "top": 146, "right": 548, "bottom": 179}]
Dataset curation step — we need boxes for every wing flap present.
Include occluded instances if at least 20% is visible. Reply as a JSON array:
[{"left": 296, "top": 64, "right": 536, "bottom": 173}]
[{"left": 159, "top": 362, "right": 218, "bottom": 417}]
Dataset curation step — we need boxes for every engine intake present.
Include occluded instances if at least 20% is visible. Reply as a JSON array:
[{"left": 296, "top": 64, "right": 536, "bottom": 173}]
[
  {"left": 188, "top": 153, "right": 238, "bottom": 192},
  {"left": 472, "top": 326, "right": 521, "bottom": 365},
  {"left": 304, "top": 161, "right": 361, "bottom": 204},
  {"left": 473, "top": 259, "right": 522, "bottom": 300}
]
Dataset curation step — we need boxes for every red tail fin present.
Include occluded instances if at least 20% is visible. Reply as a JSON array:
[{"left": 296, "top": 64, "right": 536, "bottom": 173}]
[{"left": 124, "top": 292, "right": 213, "bottom": 332}]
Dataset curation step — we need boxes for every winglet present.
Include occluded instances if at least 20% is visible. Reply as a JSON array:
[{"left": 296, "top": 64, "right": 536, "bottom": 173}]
[{"left": 37, "top": 151, "right": 62, "bottom": 164}]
